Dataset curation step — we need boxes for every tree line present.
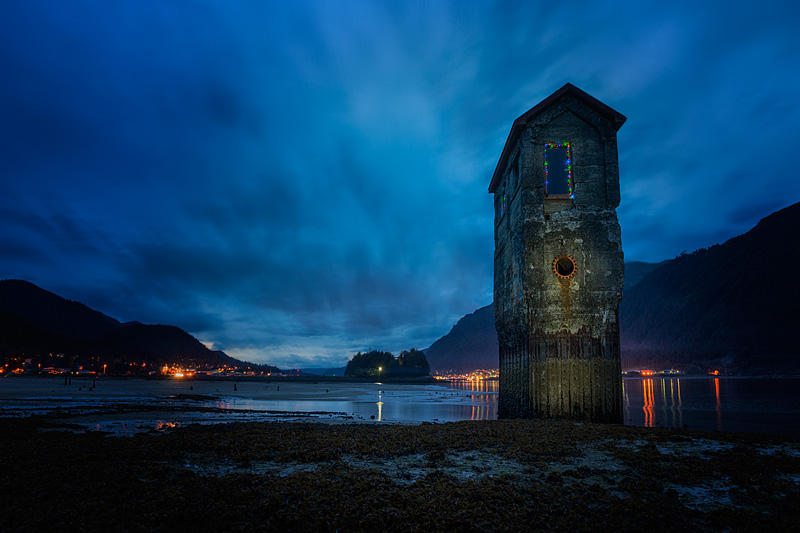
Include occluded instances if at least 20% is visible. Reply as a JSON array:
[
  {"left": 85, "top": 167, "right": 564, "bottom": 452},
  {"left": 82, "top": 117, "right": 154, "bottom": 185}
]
[{"left": 344, "top": 349, "right": 430, "bottom": 378}]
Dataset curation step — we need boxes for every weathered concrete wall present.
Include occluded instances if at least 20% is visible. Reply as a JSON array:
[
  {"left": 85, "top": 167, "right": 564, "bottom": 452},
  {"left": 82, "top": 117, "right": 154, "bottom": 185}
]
[{"left": 493, "top": 90, "right": 624, "bottom": 422}]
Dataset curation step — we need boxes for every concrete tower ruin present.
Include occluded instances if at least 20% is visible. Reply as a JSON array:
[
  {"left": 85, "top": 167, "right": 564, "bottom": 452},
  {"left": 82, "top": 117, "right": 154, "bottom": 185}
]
[{"left": 489, "top": 83, "right": 626, "bottom": 423}]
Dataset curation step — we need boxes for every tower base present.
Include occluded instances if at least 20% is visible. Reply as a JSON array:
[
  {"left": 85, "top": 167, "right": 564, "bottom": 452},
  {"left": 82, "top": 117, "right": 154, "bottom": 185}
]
[{"left": 498, "top": 329, "right": 622, "bottom": 423}]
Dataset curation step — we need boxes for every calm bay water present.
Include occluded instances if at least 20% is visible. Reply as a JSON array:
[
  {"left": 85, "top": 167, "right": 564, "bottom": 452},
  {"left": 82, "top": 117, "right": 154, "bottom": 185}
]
[
  {"left": 2, "top": 376, "right": 799, "bottom": 437},
  {"left": 213, "top": 377, "right": 800, "bottom": 436},
  {"left": 622, "top": 376, "right": 800, "bottom": 437},
  {"left": 213, "top": 380, "right": 498, "bottom": 423}
]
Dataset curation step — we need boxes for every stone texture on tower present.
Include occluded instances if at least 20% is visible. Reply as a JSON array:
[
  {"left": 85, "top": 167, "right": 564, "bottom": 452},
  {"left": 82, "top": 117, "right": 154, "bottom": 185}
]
[{"left": 489, "top": 83, "right": 626, "bottom": 423}]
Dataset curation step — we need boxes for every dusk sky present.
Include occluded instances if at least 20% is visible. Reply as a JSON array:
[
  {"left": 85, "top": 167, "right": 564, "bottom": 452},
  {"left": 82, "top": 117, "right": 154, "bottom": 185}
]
[{"left": 2, "top": 1, "right": 799, "bottom": 368}]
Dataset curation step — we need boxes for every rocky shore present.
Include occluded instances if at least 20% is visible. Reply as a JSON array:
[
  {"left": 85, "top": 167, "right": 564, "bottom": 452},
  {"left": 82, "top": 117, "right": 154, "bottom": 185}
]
[{"left": 1, "top": 417, "right": 798, "bottom": 531}]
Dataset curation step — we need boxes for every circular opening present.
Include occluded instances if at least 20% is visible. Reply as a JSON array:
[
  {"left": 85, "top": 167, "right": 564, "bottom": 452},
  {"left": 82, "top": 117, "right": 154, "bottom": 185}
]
[{"left": 553, "top": 255, "right": 576, "bottom": 279}]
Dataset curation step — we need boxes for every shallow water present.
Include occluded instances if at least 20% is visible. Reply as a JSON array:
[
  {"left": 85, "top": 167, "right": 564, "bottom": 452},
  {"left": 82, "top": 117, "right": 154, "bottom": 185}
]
[
  {"left": 0, "top": 377, "right": 497, "bottom": 434},
  {"left": 215, "top": 382, "right": 497, "bottom": 422},
  {"left": 623, "top": 376, "right": 800, "bottom": 437},
  {"left": 2, "top": 376, "right": 798, "bottom": 437}
]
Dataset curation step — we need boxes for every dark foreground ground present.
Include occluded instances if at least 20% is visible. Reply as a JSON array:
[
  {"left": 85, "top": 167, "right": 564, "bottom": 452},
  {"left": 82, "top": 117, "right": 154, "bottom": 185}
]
[{"left": 1, "top": 418, "right": 798, "bottom": 532}]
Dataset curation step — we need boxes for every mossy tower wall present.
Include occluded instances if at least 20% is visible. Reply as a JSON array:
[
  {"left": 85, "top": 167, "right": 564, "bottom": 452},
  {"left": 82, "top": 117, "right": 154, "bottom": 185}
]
[{"left": 493, "top": 91, "right": 624, "bottom": 423}]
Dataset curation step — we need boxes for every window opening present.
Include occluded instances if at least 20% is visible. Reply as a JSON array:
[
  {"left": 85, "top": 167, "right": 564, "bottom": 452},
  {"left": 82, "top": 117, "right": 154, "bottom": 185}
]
[{"left": 544, "top": 142, "right": 573, "bottom": 198}]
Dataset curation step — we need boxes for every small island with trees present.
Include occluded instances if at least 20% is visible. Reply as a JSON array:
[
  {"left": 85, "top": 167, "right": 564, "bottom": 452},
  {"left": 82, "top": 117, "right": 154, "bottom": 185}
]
[{"left": 344, "top": 349, "right": 430, "bottom": 378}]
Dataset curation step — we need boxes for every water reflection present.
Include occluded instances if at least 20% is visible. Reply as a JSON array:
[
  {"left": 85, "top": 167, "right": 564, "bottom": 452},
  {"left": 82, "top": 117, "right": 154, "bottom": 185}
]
[
  {"left": 631, "top": 378, "right": 686, "bottom": 429},
  {"left": 622, "top": 377, "right": 800, "bottom": 436},
  {"left": 471, "top": 405, "right": 491, "bottom": 421},
  {"left": 642, "top": 378, "right": 655, "bottom": 427},
  {"left": 449, "top": 379, "right": 499, "bottom": 394},
  {"left": 714, "top": 378, "right": 721, "bottom": 430},
  {"left": 204, "top": 381, "right": 499, "bottom": 423},
  {"left": 7, "top": 376, "right": 797, "bottom": 436},
  {"left": 626, "top": 378, "right": 685, "bottom": 429},
  {"left": 208, "top": 377, "right": 800, "bottom": 436},
  {"left": 67, "top": 376, "right": 792, "bottom": 436},
  {"left": 451, "top": 380, "right": 497, "bottom": 422}
]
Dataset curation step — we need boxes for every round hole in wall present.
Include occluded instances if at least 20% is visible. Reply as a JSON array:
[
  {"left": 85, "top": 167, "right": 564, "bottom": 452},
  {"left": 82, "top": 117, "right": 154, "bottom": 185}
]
[{"left": 553, "top": 255, "right": 577, "bottom": 279}]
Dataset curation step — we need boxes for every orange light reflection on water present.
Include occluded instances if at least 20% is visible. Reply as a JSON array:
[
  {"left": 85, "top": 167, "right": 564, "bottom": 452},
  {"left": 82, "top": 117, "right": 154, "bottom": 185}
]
[
  {"left": 642, "top": 379, "right": 655, "bottom": 427},
  {"left": 471, "top": 405, "right": 489, "bottom": 421},
  {"left": 449, "top": 379, "right": 499, "bottom": 393},
  {"left": 714, "top": 377, "right": 721, "bottom": 430}
]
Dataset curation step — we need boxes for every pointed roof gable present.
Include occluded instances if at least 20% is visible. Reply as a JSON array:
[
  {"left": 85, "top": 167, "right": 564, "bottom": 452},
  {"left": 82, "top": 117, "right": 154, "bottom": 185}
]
[{"left": 488, "top": 83, "right": 626, "bottom": 193}]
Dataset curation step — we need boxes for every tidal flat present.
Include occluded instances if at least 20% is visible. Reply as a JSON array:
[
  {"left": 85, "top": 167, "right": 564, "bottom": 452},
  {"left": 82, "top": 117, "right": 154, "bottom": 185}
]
[{"left": 1, "top": 417, "right": 798, "bottom": 532}]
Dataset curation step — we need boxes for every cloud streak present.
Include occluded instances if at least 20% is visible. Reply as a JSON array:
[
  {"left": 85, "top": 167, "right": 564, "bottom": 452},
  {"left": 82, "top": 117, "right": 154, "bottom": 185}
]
[{"left": 1, "top": 1, "right": 798, "bottom": 367}]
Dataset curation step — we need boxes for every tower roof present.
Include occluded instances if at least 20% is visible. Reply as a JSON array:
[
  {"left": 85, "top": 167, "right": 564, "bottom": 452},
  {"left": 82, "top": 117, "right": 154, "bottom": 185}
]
[{"left": 488, "top": 83, "right": 626, "bottom": 193}]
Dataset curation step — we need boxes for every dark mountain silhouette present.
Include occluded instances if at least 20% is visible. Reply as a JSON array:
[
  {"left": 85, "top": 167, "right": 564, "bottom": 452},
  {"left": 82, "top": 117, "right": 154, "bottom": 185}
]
[
  {"left": 0, "top": 279, "right": 255, "bottom": 370},
  {"left": 624, "top": 261, "right": 668, "bottom": 293},
  {"left": 424, "top": 261, "right": 662, "bottom": 374},
  {"left": 0, "top": 311, "right": 79, "bottom": 356},
  {"left": 0, "top": 279, "right": 121, "bottom": 340},
  {"left": 620, "top": 202, "right": 800, "bottom": 374},
  {"left": 426, "top": 198, "right": 800, "bottom": 377},
  {"left": 94, "top": 324, "right": 243, "bottom": 367},
  {"left": 425, "top": 305, "right": 497, "bottom": 374}
]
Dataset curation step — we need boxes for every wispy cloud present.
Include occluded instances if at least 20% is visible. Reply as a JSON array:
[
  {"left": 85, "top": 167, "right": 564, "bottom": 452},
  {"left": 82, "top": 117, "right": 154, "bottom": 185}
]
[{"left": 1, "top": 0, "right": 798, "bottom": 367}]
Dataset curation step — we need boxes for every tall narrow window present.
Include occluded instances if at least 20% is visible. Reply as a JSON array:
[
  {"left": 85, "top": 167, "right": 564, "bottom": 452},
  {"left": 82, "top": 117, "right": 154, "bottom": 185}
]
[
  {"left": 500, "top": 184, "right": 507, "bottom": 216},
  {"left": 544, "top": 142, "right": 573, "bottom": 198}
]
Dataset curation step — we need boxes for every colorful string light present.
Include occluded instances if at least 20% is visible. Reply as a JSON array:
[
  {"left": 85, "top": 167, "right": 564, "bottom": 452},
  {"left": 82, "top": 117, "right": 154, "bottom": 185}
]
[{"left": 544, "top": 142, "right": 573, "bottom": 198}]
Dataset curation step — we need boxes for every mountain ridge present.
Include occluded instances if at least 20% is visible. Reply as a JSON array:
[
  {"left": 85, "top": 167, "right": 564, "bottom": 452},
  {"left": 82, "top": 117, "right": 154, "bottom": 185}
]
[
  {"left": 425, "top": 201, "right": 800, "bottom": 374},
  {"left": 0, "top": 279, "right": 260, "bottom": 372},
  {"left": 620, "top": 201, "right": 800, "bottom": 373},
  {"left": 0, "top": 279, "right": 121, "bottom": 340},
  {"left": 424, "top": 305, "right": 497, "bottom": 374},
  {"left": 424, "top": 261, "right": 665, "bottom": 374}
]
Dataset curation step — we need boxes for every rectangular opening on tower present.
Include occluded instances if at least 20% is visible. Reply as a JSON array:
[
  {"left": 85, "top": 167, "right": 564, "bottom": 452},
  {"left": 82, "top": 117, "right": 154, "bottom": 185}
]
[
  {"left": 497, "top": 183, "right": 507, "bottom": 217},
  {"left": 544, "top": 142, "right": 572, "bottom": 198}
]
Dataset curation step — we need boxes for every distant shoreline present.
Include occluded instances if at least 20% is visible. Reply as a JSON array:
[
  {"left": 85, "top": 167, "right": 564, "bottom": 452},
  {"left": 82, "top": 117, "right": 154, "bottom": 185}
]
[
  {"left": 1, "top": 374, "right": 441, "bottom": 385},
  {"left": 6, "top": 373, "right": 799, "bottom": 383}
]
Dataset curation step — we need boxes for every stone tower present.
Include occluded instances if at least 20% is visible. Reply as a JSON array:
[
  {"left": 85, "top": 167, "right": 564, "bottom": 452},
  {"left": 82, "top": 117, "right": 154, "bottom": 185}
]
[{"left": 489, "top": 83, "right": 626, "bottom": 423}]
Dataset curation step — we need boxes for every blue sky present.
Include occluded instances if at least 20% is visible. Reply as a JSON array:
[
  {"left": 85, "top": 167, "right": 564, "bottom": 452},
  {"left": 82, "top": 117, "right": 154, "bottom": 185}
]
[{"left": 1, "top": 1, "right": 799, "bottom": 368}]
